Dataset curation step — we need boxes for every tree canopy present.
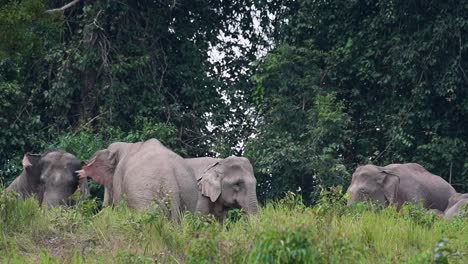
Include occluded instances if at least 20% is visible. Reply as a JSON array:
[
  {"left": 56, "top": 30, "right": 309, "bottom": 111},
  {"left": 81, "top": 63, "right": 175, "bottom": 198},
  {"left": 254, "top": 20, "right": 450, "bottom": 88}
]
[
  {"left": 1, "top": 0, "right": 467, "bottom": 202},
  {"left": 247, "top": 0, "right": 468, "bottom": 202}
]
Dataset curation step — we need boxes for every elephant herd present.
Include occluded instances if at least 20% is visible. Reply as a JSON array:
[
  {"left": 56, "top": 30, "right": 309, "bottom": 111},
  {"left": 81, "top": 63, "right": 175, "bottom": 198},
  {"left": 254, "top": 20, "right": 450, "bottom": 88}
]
[
  {"left": 6, "top": 139, "right": 258, "bottom": 222},
  {"left": 5, "top": 138, "right": 468, "bottom": 221}
]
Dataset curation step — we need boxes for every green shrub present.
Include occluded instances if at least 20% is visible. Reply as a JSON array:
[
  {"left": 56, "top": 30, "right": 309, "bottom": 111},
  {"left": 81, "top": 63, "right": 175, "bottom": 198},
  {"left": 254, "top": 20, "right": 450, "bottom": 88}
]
[
  {"left": 185, "top": 216, "right": 222, "bottom": 264},
  {"left": 248, "top": 226, "right": 320, "bottom": 264},
  {"left": 0, "top": 190, "right": 467, "bottom": 263},
  {"left": 399, "top": 202, "right": 439, "bottom": 228},
  {"left": 277, "top": 191, "right": 306, "bottom": 211},
  {"left": 432, "top": 238, "right": 465, "bottom": 264},
  {"left": 122, "top": 117, "right": 178, "bottom": 153},
  {"left": 314, "top": 186, "right": 347, "bottom": 216},
  {"left": 0, "top": 189, "right": 47, "bottom": 235}
]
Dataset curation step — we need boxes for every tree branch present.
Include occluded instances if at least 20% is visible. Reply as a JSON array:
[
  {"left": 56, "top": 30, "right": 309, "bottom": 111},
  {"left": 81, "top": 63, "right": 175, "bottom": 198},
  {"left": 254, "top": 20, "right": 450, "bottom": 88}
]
[{"left": 44, "top": 0, "right": 83, "bottom": 14}]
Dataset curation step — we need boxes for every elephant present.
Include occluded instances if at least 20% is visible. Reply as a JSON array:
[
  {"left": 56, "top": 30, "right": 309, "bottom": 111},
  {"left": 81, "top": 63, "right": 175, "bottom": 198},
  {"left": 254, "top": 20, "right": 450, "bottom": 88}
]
[
  {"left": 77, "top": 139, "right": 199, "bottom": 221},
  {"left": 444, "top": 193, "right": 468, "bottom": 219},
  {"left": 100, "top": 155, "right": 259, "bottom": 222},
  {"left": 6, "top": 150, "right": 89, "bottom": 207},
  {"left": 184, "top": 156, "right": 259, "bottom": 222},
  {"left": 346, "top": 163, "right": 456, "bottom": 211}
]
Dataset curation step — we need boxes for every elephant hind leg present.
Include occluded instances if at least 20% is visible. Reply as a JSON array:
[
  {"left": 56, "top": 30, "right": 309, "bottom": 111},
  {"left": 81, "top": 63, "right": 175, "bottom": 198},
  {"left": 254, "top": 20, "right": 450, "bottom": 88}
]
[
  {"left": 126, "top": 179, "right": 181, "bottom": 221},
  {"left": 157, "top": 180, "right": 181, "bottom": 221},
  {"left": 144, "top": 188, "right": 181, "bottom": 221},
  {"left": 102, "top": 187, "right": 112, "bottom": 207},
  {"left": 159, "top": 189, "right": 181, "bottom": 222},
  {"left": 169, "top": 197, "right": 181, "bottom": 222}
]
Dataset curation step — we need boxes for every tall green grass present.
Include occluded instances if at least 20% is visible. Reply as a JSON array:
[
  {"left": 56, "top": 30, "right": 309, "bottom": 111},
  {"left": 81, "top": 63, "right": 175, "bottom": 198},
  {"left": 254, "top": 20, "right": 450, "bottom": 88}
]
[{"left": 0, "top": 189, "right": 466, "bottom": 263}]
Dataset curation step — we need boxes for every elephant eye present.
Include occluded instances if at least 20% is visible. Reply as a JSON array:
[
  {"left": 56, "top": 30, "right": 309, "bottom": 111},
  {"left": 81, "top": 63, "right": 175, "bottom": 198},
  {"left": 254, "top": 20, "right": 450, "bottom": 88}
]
[
  {"left": 39, "top": 174, "right": 47, "bottom": 183},
  {"left": 233, "top": 183, "right": 241, "bottom": 192}
]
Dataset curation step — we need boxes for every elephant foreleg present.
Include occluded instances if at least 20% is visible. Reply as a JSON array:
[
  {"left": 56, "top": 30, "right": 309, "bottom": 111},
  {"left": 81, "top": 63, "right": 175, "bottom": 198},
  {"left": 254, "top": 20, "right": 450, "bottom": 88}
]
[{"left": 103, "top": 187, "right": 111, "bottom": 207}]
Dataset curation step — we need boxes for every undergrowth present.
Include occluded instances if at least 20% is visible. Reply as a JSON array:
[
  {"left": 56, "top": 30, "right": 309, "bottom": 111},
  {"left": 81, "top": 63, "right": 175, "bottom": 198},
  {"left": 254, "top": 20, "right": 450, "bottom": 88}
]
[{"left": 0, "top": 189, "right": 466, "bottom": 263}]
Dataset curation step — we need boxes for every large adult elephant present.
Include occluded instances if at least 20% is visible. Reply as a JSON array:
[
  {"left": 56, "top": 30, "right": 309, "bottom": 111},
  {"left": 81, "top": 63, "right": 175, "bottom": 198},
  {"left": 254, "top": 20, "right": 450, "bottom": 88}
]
[
  {"left": 77, "top": 139, "right": 198, "bottom": 220},
  {"left": 6, "top": 150, "right": 89, "bottom": 207},
  {"left": 444, "top": 193, "right": 468, "bottom": 219},
  {"left": 347, "top": 163, "right": 456, "bottom": 211},
  {"left": 184, "top": 156, "right": 259, "bottom": 221}
]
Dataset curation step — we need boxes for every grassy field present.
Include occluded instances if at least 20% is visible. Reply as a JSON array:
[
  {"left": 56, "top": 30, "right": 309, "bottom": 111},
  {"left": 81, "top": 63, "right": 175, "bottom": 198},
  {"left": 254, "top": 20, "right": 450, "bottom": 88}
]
[{"left": 0, "top": 189, "right": 467, "bottom": 264}]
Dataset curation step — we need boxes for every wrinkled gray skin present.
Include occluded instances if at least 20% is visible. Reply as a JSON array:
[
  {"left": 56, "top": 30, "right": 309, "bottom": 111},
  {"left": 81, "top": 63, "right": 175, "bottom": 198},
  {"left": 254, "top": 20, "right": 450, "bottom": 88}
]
[
  {"left": 80, "top": 139, "right": 198, "bottom": 221},
  {"left": 6, "top": 151, "right": 88, "bottom": 207},
  {"left": 444, "top": 193, "right": 468, "bottom": 219},
  {"left": 347, "top": 163, "right": 456, "bottom": 211},
  {"left": 184, "top": 156, "right": 259, "bottom": 222}
]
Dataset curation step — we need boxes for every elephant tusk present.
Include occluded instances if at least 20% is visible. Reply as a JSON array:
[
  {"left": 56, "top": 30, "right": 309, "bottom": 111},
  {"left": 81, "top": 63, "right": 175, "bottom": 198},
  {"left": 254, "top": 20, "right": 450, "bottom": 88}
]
[{"left": 75, "top": 169, "right": 87, "bottom": 179}]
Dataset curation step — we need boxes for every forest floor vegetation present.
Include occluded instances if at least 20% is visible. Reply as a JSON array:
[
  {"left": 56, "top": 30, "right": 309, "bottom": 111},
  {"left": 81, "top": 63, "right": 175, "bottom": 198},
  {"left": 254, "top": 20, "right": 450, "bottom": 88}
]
[{"left": 0, "top": 189, "right": 467, "bottom": 263}]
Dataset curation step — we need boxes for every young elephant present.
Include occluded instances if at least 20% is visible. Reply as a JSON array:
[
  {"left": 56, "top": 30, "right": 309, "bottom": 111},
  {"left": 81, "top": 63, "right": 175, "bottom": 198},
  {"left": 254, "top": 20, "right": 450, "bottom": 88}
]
[
  {"left": 347, "top": 163, "right": 456, "bottom": 211},
  {"left": 185, "top": 156, "right": 259, "bottom": 222},
  {"left": 6, "top": 150, "right": 88, "bottom": 207},
  {"left": 78, "top": 139, "right": 198, "bottom": 221},
  {"left": 444, "top": 193, "right": 468, "bottom": 219}
]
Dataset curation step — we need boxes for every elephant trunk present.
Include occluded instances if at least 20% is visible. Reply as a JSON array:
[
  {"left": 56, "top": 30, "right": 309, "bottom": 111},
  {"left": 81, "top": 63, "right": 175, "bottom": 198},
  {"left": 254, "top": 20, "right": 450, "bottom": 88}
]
[
  {"left": 78, "top": 178, "right": 90, "bottom": 200},
  {"left": 346, "top": 186, "right": 358, "bottom": 206},
  {"left": 244, "top": 193, "right": 259, "bottom": 215},
  {"left": 347, "top": 194, "right": 361, "bottom": 206},
  {"left": 42, "top": 191, "right": 66, "bottom": 207}
]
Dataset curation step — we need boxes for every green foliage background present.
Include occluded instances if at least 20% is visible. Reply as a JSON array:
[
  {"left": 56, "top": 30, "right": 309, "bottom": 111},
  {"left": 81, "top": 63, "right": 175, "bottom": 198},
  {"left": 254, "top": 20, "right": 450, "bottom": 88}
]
[
  {"left": 1, "top": 0, "right": 468, "bottom": 204},
  {"left": 247, "top": 0, "right": 468, "bottom": 202}
]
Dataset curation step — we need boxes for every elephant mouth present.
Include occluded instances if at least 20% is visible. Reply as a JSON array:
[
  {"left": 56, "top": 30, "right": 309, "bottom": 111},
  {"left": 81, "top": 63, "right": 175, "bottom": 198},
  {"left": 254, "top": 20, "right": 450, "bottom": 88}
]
[
  {"left": 224, "top": 201, "right": 242, "bottom": 209},
  {"left": 227, "top": 201, "right": 258, "bottom": 215}
]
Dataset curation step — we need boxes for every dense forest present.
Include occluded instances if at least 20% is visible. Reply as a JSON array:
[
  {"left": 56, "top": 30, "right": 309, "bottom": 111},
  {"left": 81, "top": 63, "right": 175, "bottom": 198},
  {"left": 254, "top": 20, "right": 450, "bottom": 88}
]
[{"left": 1, "top": 0, "right": 468, "bottom": 204}]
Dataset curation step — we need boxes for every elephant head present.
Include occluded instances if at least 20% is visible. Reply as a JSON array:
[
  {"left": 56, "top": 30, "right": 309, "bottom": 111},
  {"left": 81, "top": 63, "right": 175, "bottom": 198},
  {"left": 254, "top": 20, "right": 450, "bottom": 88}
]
[
  {"left": 197, "top": 156, "right": 258, "bottom": 217},
  {"left": 346, "top": 165, "right": 400, "bottom": 207},
  {"left": 7, "top": 150, "right": 88, "bottom": 207},
  {"left": 446, "top": 193, "right": 468, "bottom": 210},
  {"left": 78, "top": 149, "right": 115, "bottom": 189},
  {"left": 445, "top": 193, "right": 468, "bottom": 219},
  {"left": 77, "top": 142, "right": 132, "bottom": 190}
]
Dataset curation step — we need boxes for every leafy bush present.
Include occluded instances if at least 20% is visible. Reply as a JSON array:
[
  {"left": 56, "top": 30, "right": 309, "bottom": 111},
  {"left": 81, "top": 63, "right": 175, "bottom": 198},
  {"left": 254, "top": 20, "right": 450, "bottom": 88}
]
[
  {"left": 185, "top": 215, "right": 222, "bottom": 264},
  {"left": 400, "top": 202, "right": 440, "bottom": 228},
  {"left": 186, "top": 234, "right": 220, "bottom": 264},
  {"left": 0, "top": 189, "right": 47, "bottom": 235},
  {"left": 248, "top": 226, "right": 320, "bottom": 264},
  {"left": 433, "top": 238, "right": 465, "bottom": 264},
  {"left": 276, "top": 191, "right": 306, "bottom": 211},
  {"left": 0, "top": 191, "right": 467, "bottom": 263},
  {"left": 314, "top": 185, "right": 347, "bottom": 216}
]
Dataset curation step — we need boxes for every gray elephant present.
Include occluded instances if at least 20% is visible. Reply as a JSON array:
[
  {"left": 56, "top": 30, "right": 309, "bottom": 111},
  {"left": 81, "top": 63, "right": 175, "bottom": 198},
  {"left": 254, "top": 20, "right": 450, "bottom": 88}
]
[
  {"left": 78, "top": 139, "right": 198, "bottom": 221},
  {"left": 185, "top": 156, "right": 259, "bottom": 222},
  {"left": 6, "top": 150, "right": 89, "bottom": 207},
  {"left": 101, "top": 155, "right": 259, "bottom": 222},
  {"left": 444, "top": 193, "right": 468, "bottom": 219},
  {"left": 347, "top": 163, "right": 456, "bottom": 211}
]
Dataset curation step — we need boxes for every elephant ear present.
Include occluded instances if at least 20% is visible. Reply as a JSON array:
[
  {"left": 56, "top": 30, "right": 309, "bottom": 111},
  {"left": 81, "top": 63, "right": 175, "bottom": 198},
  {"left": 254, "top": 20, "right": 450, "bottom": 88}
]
[
  {"left": 380, "top": 170, "right": 400, "bottom": 204},
  {"left": 78, "top": 149, "right": 116, "bottom": 189},
  {"left": 22, "top": 153, "right": 41, "bottom": 169},
  {"left": 198, "top": 162, "right": 222, "bottom": 203},
  {"left": 22, "top": 153, "right": 42, "bottom": 180}
]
